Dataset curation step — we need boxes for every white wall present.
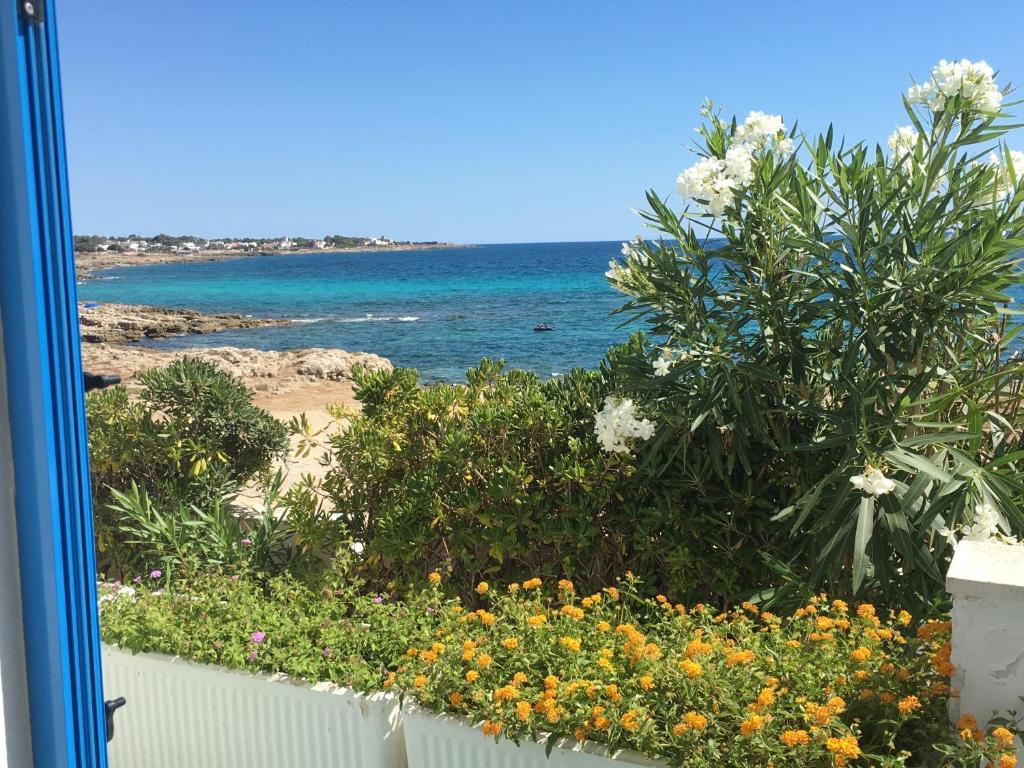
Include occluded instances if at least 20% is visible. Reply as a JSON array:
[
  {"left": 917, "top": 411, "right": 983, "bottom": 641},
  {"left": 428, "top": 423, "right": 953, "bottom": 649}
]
[
  {"left": 948, "top": 540, "right": 1024, "bottom": 762},
  {"left": 0, "top": 317, "right": 33, "bottom": 766}
]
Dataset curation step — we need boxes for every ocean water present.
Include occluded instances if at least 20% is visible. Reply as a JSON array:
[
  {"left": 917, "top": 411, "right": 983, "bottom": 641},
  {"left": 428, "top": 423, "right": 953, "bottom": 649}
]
[{"left": 77, "top": 242, "right": 634, "bottom": 382}]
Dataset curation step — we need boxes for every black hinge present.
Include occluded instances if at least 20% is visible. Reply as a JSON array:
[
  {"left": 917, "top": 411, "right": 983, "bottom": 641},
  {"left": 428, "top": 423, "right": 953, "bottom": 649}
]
[{"left": 18, "top": 0, "right": 45, "bottom": 24}]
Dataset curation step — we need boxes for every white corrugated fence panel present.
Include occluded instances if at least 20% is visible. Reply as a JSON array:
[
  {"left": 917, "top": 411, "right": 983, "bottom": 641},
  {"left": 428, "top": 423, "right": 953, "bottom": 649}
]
[
  {"left": 401, "top": 703, "right": 662, "bottom": 768},
  {"left": 102, "top": 645, "right": 405, "bottom": 768}
]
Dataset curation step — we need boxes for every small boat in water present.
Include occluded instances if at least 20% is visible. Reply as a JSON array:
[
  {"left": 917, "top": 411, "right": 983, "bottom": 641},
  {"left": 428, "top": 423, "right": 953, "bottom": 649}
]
[{"left": 534, "top": 323, "right": 554, "bottom": 332}]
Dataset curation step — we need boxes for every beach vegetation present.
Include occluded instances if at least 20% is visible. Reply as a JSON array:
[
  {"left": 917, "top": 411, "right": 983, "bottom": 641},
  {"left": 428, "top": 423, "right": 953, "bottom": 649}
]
[
  {"left": 87, "top": 358, "right": 288, "bottom": 575},
  {"left": 323, "top": 359, "right": 790, "bottom": 603}
]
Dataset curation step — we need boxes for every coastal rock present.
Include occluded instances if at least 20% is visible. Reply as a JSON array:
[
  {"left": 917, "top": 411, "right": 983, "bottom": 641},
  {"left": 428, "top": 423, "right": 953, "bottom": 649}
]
[
  {"left": 79, "top": 302, "right": 289, "bottom": 343},
  {"left": 80, "top": 343, "right": 392, "bottom": 395}
]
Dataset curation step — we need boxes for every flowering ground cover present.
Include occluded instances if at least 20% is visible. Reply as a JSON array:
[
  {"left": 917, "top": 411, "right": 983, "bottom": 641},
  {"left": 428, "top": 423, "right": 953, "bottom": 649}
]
[{"left": 99, "top": 572, "right": 1020, "bottom": 767}]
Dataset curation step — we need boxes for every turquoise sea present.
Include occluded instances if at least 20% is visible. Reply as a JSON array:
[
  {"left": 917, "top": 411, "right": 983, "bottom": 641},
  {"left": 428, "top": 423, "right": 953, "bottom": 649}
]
[{"left": 77, "top": 242, "right": 633, "bottom": 382}]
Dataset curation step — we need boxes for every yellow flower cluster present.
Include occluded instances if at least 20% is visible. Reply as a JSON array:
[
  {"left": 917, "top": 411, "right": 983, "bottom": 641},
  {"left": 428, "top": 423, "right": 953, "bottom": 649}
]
[{"left": 390, "top": 575, "right": 1003, "bottom": 767}]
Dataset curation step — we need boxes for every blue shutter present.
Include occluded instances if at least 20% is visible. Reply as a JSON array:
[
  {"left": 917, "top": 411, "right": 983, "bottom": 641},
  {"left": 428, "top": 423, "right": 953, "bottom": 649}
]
[{"left": 0, "top": 1, "right": 109, "bottom": 765}]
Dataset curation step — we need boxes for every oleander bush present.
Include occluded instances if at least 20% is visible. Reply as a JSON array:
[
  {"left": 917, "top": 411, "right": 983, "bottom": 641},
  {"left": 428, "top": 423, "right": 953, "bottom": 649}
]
[
  {"left": 99, "top": 572, "right": 1022, "bottom": 767},
  {"left": 87, "top": 358, "right": 288, "bottom": 575},
  {"left": 604, "top": 60, "right": 1024, "bottom": 610}
]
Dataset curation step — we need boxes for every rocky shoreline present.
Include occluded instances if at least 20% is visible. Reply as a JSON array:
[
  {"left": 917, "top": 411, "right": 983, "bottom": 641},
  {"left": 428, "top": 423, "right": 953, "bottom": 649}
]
[
  {"left": 78, "top": 302, "right": 392, "bottom": 395},
  {"left": 79, "top": 301, "right": 291, "bottom": 343}
]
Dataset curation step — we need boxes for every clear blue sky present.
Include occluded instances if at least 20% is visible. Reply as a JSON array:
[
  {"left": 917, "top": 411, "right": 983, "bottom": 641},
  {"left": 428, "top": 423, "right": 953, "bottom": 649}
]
[{"left": 57, "top": 0, "right": 1024, "bottom": 244}]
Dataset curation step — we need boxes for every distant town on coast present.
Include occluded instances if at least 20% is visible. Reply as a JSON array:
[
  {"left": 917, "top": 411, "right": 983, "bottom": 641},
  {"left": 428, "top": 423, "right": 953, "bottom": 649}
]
[{"left": 73, "top": 233, "right": 451, "bottom": 255}]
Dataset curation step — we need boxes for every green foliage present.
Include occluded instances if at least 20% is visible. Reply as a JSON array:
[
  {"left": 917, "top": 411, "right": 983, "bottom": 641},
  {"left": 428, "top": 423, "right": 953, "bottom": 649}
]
[
  {"left": 104, "top": 481, "right": 294, "bottom": 579},
  {"left": 137, "top": 358, "right": 289, "bottom": 485},
  {"left": 607, "top": 81, "right": 1024, "bottom": 610},
  {"left": 87, "top": 358, "right": 288, "bottom": 575},
  {"left": 100, "top": 573, "right": 1018, "bottom": 767},
  {"left": 322, "top": 360, "right": 787, "bottom": 604},
  {"left": 99, "top": 556, "right": 435, "bottom": 692}
]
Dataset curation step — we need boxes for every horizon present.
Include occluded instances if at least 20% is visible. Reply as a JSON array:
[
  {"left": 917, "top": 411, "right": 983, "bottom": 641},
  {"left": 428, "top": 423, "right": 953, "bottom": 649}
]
[{"left": 59, "top": 1, "right": 1024, "bottom": 243}]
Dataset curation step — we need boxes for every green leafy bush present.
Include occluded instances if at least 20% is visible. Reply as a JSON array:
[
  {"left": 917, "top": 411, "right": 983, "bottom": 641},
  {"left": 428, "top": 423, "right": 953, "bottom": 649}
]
[
  {"left": 605, "top": 61, "right": 1024, "bottom": 609},
  {"left": 99, "top": 556, "right": 432, "bottom": 692},
  {"left": 323, "top": 360, "right": 627, "bottom": 593},
  {"left": 323, "top": 358, "right": 809, "bottom": 604},
  {"left": 87, "top": 358, "right": 288, "bottom": 574}
]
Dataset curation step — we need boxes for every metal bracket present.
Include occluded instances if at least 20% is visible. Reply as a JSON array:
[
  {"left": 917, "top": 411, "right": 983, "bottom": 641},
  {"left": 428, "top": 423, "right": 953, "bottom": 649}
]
[{"left": 18, "top": 0, "right": 44, "bottom": 24}]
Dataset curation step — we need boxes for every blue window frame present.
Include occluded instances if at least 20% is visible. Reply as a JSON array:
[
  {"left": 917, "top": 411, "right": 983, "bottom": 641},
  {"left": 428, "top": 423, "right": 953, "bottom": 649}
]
[{"left": 0, "top": 1, "right": 109, "bottom": 765}]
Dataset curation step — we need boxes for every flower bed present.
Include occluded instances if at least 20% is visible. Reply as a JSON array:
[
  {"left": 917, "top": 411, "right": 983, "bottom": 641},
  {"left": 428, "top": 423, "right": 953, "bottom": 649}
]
[
  {"left": 99, "top": 574, "right": 1021, "bottom": 767},
  {"left": 102, "top": 645, "right": 406, "bottom": 768}
]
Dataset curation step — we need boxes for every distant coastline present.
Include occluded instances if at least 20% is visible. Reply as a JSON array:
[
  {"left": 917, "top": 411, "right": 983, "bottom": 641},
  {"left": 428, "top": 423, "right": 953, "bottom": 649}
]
[{"left": 75, "top": 241, "right": 469, "bottom": 280}]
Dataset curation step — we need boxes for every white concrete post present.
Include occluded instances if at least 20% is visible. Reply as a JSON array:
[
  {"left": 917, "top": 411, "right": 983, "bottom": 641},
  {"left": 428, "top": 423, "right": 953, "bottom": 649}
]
[{"left": 947, "top": 539, "right": 1024, "bottom": 761}]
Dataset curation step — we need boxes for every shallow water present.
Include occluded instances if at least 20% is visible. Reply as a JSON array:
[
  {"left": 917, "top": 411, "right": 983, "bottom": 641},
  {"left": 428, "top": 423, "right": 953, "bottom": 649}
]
[{"left": 77, "top": 242, "right": 633, "bottom": 382}]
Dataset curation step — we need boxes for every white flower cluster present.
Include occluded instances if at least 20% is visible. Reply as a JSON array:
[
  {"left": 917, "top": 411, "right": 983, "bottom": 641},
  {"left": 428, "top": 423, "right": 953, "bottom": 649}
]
[
  {"left": 849, "top": 466, "right": 896, "bottom": 497},
  {"left": 988, "top": 149, "right": 1024, "bottom": 197},
  {"left": 621, "top": 235, "right": 644, "bottom": 258},
  {"left": 908, "top": 59, "right": 1002, "bottom": 113},
  {"left": 886, "top": 125, "right": 920, "bottom": 164},
  {"left": 607, "top": 236, "right": 648, "bottom": 283},
  {"left": 940, "top": 502, "right": 1019, "bottom": 547},
  {"left": 733, "top": 111, "right": 793, "bottom": 156},
  {"left": 652, "top": 353, "right": 672, "bottom": 377},
  {"left": 594, "top": 396, "right": 656, "bottom": 454},
  {"left": 676, "top": 111, "right": 791, "bottom": 217}
]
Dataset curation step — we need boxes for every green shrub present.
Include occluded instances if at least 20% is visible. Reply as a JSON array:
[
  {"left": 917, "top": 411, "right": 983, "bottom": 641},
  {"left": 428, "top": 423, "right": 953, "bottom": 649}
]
[
  {"left": 87, "top": 358, "right": 288, "bottom": 574},
  {"left": 104, "top": 482, "right": 295, "bottom": 580},
  {"left": 136, "top": 358, "right": 288, "bottom": 484},
  {"left": 323, "top": 359, "right": 798, "bottom": 604},
  {"left": 99, "top": 557, "right": 432, "bottom": 692},
  {"left": 605, "top": 61, "right": 1024, "bottom": 610}
]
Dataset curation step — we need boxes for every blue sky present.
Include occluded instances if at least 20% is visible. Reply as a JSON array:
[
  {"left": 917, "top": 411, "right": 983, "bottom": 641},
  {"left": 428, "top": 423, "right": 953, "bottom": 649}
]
[{"left": 57, "top": 0, "right": 1024, "bottom": 244}]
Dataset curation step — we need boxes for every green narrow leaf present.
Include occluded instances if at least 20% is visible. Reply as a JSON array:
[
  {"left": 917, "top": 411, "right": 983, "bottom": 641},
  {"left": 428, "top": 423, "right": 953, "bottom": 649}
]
[{"left": 852, "top": 496, "right": 874, "bottom": 593}]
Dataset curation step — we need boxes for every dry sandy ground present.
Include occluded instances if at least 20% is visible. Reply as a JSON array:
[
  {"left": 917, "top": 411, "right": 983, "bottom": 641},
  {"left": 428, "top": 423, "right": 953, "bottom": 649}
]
[{"left": 253, "top": 380, "right": 357, "bottom": 493}]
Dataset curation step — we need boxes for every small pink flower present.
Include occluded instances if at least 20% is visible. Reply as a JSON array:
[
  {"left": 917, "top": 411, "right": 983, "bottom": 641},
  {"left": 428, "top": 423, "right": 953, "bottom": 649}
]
[
  {"left": 241, "top": 538, "right": 252, "bottom": 546},
  {"left": 322, "top": 647, "right": 331, "bottom": 658},
  {"left": 132, "top": 576, "right": 142, "bottom": 584},
  {"left": 149, "top": 570, "right": 162, "bottom": 579},
  {"left": 250, "top": 631, "right": 266, "bottom": 644},
  {"left": 230, "top": 575, "right": 240, "bottom": 582},
  {"left": 247, "top": 650, "right": 258, "bottom": 662}
]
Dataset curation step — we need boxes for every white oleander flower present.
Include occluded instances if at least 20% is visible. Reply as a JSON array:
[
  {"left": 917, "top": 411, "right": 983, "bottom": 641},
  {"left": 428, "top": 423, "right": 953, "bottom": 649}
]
[
  {"left": 887, "top": 125, "right": 920, "bottom": 164},
  {"left": 962, "top": 501, "right": 1019, "bottom": 543},
  {"left": 676, "top": 155, "right": 736, "bottom": 216},
  {"left": 908, "top": 59, "right": 1002, "bottom": 113},
  {"left": 733, "top": 111, "right": 786, "bottom": 145},
  {"left": 677, "top": 110, "right": 791, "bottom": 217},
  {"left": 942, "top": 502, "right": 1019, "bottom": 548},
  {"left": 723, "top": 142, "right": 756, "bottom": 187},
  {"left": 594, "top": 396, "right": 656, "bottom": 454},
  {"left": 653, "top": 355, "right": 671, "bottom": 377},
  {"left": 849, "top": 466, "right": 896, "bottom": 496},
  {"left": 987, "top": 149, "right": 1024, "bottom": 197},
  {"left": 605, "top": 258, "right": 625, "bottom": 281},
  {"left": 620, "top": 236, "right": 649, "bottom": 266}
]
